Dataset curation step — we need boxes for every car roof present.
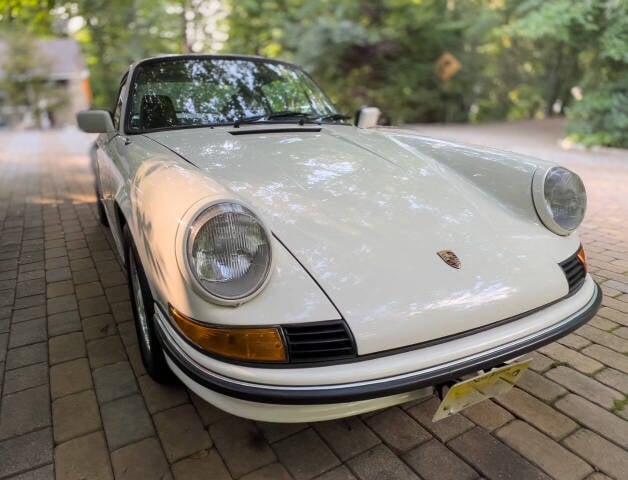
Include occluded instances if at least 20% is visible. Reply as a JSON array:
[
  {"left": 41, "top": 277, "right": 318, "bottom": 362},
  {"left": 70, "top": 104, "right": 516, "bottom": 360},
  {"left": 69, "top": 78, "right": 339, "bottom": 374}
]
[{"left": 129, "top": 54, "right": 303, "bottom": 72}]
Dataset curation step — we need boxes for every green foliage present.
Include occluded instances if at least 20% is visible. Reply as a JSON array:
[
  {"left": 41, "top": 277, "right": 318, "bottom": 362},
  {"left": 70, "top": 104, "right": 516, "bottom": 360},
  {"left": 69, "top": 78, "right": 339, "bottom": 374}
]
[
  {"left": 67, "top": 0, "right": 185, "bottom": 109},
  {"left": 1, "top": 0, "right": 626, "bottom": 147},
  {"left": 509, "top": 0, "right": 628, "bottom": 147},
  {"left": 0, "top": 0, "right": 56, "bottom": 34},
  {"left": 567, "top": 80, "right": 628, "bottom": 148}
]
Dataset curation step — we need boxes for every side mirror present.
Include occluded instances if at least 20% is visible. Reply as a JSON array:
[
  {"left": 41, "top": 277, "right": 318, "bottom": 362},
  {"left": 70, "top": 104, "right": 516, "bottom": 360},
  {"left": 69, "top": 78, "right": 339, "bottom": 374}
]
[
  {"left": 77, "top": 110, "right": 115, "bottom": 134},
  {"left": 356, "top": 107, "right": 381, "bottom": 129}
]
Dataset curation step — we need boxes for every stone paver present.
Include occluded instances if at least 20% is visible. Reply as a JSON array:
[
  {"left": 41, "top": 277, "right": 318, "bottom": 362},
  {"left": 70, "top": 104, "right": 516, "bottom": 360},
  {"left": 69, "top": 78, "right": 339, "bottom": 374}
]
[
  {"left": 495, "top": 388, "right": 578, "bottom": 440},
  {"left": 48, "top": 331, "right": 86, "bottom": 365},
  {"left": 407, "top": 396, "right": 474, "bottom": 442},
  {"left": 538, "top": 342, "right": 604, "bottom": 375},
  {"left": 564, "top": 429, "right": 628, "bottom": 480},
  {"left": 172, "top": 449, "right": 231, "bottom": 480},
  {"left": 0, "top": 428, "right": 53, "bottom": 479},
  {"left": 3, "top": 363, "right": 48, "bottom": 394},
  {"left": 5, "top": 342, "right": 47, "bottom": 370},
  {"left": 47, "top": 280, "right": 73, "bottom": 298},
  {"left": 210, "top": 417, "right": 277, "bottom": 478},
  {"left": 93, "top": 361, "right": 138, "bottom": 404},
  {"left": 9, "top": 317, "right": 47, "bottom": 348},
  {"left": 240, "top": 463, "right": 293, "bottom": 480},
  {"left": 577, "top": 324, "right": 627, "bottom": 353},
  {"left": 12, "top": 305, "right": 46, "bottom": 324},
  {"left": 8, "top": 464, "right": 54, "bottom": 480},
  {"left": 314, "top": 466, "right": 357, "bottom": 480},
  {"left": 347, "top": 444, "right": 418, "bottom": 480},
  {"left": 0, "top": 385, "right": 51, "bottom": 440},
  {"left": 82, "top": 313, "right": 117, "bottom": 340},
  {"left": 595, "top": 368, "right": 628, "bottom": 395},
  {"left": 496, "top": 420, "right": 593, "bottom": 480},
  {"left": 364, "top": 407, "right": 429, "bottom": 453},
  {"left": 126, "top": 345, "right": 145, "bottom": 378},
  {"left": 111, "top": 437, "right": 170, "bottom": 480},
  {"left": 2, "top": 124, "right": 628, "bottom": 480},
  {"left": 517, "top": 369, "right": 567, "bottom": 403},
  {"left": 545, "top": 365, "right": 624, "bottom": 409},
  {"left": 274, "top": 428, "right": 341, "bottom": 480},
  {"left": 55, "top": 431, "right": 113, "bottom": 480},
  {"left": 154, "top": 404, "right": 212, "bottom": 463},
  {"left": 315, "top": 417, "right": 380, "bottom": 460},
  {"left": 450, "top": 427, "right": 550, "bottom": 480},
  {"left": 554, "top": 394, "right": 628, "bottom": 447},
  {"left": 461, "top": 399, "right": 514, "bottom": 432},
  {"left": 582, "top": 344, "right": 628, "bottom": 373},
  {"left": 47, "top": 310, "right": 81, "bottom": 337},
  {"left": 138, "top": 375, "right": 188, "bottom": 414},
  {"left": 49, "top": 357, "right": 92, "bottom": 399},
  {"left": 403, "top": 438, "right": 477, "bottom": 480},
  {"left": 256, "top": 421, "right": 308, "bottom": 443},
  {"left": 46, "top": 294, "right": 77, "bottom": 315},
  {"left": 101, "top": 394, "right": 154, "bottom": 451},
  {"left": 86, "top": 335, "right": 126, "bottom": 368},
  {"left": 52, "top": 389, "right": 101, "bottom": 443}
]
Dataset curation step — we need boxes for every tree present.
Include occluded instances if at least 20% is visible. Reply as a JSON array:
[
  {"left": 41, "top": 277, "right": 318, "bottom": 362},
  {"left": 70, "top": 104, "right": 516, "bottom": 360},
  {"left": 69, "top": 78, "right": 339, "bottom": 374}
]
[
  {"left": 1, "top": 0, "right": 626, "bottom": 146},
  {"left": 509, "top": 0, "right": 628, "bottom": 147},
  {"left": 0, "top": 0, "right": 56, "bottom": 34}
]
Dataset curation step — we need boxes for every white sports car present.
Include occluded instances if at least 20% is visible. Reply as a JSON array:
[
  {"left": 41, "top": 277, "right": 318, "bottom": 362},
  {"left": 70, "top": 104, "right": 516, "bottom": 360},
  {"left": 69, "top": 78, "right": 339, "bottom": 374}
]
[{"left": 77, "top": 55, "right": 601, "bottom": 423}]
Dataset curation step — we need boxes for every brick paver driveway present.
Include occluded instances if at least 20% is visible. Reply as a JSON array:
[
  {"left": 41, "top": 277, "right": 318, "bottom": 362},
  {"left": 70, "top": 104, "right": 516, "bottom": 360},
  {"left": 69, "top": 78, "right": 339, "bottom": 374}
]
[{"left": 0, "top": 119, "right": 626, "bottom": 480}]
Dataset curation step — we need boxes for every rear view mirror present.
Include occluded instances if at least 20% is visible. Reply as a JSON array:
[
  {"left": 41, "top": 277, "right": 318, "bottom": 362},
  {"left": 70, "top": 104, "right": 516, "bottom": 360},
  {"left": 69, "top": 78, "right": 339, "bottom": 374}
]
[
  {"left": 77, "top": 110, "right": 115, "bottom": 134},
  {"left": 356, "top": 107, "right": 381, "bottom": 129}
]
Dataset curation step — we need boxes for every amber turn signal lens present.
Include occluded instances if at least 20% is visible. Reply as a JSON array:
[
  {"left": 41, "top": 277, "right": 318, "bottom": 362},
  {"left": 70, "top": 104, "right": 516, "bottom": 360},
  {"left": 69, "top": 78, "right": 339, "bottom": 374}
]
[
  {"left": 577, "top": 246, "right": 588, "bottom": 273},
  {"left": 169, "top": 307, "right": 287, "bottom": 362}
]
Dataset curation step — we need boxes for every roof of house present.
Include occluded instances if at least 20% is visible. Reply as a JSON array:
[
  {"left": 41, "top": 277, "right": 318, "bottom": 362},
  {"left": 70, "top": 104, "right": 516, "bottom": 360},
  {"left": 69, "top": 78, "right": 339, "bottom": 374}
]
[{"left": 0, "top": 37, "right": 88, "bottom": 80}]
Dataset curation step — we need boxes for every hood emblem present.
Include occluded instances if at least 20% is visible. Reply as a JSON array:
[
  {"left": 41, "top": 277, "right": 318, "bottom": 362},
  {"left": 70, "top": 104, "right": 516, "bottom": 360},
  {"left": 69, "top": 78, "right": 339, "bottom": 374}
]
[{"left": 437, "top": 250, "right": 461, "bottom": 269}]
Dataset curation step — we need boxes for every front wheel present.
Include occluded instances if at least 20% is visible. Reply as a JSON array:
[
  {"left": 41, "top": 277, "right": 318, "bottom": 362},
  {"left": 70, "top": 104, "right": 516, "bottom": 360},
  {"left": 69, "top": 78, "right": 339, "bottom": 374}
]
[
  {"left": 95, "top": 177, "right": 109, "bottom": 227},
  {"left": 125, "top": 226, "right": 174, "bottom": 383}
]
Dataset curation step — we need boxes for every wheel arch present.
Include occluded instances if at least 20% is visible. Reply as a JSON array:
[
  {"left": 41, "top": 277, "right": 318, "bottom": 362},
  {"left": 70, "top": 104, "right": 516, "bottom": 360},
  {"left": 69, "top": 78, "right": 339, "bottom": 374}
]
[{"left": 113, "top": 199, "right": 130, "bottom": 266}]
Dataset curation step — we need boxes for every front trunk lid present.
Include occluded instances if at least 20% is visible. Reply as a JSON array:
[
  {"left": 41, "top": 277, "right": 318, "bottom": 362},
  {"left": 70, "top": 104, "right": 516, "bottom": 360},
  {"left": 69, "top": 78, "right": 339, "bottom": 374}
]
[{"left": 147, "top": 126, "right": 578, "bottom": 355}]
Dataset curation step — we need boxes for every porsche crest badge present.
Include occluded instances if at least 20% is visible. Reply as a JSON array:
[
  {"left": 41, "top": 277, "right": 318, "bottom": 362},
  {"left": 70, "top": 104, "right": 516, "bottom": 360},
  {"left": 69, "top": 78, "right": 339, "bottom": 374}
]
[{"left": 437, "top": 250, "right": 461, "bottom": 269}]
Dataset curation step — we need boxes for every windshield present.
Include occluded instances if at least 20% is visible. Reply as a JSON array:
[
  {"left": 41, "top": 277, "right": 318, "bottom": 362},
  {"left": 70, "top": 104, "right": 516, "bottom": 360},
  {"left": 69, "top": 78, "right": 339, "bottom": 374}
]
[{"left": 126, "top": 57, "right": 343, "bottom": 132}]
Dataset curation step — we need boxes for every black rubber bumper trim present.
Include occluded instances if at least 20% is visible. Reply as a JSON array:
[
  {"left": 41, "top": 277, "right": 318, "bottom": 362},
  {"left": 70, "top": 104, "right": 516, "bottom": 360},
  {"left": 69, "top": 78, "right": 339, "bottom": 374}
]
[{"left": 157, "top": 283, "right": 602, "bottom": 405}]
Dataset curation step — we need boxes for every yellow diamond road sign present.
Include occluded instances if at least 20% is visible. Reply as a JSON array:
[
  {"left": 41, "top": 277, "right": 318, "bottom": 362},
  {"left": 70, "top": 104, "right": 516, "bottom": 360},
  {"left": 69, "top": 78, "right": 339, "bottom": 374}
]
[{"left": 436, "top": 52, "right": 462, "bottom": 82}]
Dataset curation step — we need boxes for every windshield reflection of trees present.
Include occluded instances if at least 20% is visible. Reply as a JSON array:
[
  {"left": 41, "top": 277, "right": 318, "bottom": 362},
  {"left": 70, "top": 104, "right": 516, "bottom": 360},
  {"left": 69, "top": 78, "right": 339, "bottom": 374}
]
[{"left": 129, "top": 59, "right": 338, "bottom": 130}]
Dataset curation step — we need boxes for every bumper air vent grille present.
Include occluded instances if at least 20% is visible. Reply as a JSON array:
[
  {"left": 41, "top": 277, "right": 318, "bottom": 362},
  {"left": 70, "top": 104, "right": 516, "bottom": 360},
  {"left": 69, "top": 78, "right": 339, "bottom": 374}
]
[
  {"left": 283, "top": 320, "right": 357, "bottom": 364},
  {"left": 559, "top": 250, "right": 587, "bottom": 295}
]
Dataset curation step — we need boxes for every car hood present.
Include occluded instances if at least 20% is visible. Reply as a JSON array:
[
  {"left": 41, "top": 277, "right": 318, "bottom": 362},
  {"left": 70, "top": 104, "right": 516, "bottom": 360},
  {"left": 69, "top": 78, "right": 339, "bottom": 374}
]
[{"left": 146, "top": 125, "right": 579, "bottom": 355}]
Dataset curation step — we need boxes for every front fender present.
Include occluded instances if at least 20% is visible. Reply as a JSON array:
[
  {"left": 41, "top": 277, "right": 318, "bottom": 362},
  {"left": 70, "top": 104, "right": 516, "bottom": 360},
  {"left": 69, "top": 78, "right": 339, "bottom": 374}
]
[
  {"left": 128, "top": 158, "right": 339, "bottom": 327},
  {"left": 382, "top": 131, "right": 557, "bottom": 225}
]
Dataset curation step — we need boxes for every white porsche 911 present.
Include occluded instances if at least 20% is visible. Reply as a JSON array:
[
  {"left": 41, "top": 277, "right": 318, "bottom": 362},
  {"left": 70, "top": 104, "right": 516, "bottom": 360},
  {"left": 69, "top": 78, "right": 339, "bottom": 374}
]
[{"left": 77, "top": 55, "right": 601, "bottom": 423}]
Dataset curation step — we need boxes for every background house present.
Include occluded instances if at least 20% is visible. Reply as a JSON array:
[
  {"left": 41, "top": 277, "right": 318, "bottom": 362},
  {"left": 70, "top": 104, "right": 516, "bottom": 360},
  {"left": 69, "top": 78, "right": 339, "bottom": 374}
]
[{"left": 0, "top": 37, "right": 91, "bottom": 128}]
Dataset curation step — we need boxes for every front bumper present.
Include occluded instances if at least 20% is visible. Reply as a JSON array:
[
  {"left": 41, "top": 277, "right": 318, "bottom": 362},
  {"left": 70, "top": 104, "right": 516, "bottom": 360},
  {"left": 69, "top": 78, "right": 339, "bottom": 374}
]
[{"left": 154, "top": 281, "right": 601, "bottom": 406}]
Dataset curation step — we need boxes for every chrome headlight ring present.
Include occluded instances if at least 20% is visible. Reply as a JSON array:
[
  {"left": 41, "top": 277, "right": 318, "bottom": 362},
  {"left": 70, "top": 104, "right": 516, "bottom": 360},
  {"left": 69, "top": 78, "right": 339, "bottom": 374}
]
[
  {"left": 177, "top": 199, "right": 273, "bottom": 306},
  {"left": 532, "top": 166, "right": 587, "bottom": 236}
]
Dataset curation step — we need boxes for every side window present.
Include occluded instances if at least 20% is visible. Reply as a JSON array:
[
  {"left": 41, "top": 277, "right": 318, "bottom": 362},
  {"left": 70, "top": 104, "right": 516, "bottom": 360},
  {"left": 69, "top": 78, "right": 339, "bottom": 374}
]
[{"left": 112, "top": 72, "right": 129, "bottom": 130}]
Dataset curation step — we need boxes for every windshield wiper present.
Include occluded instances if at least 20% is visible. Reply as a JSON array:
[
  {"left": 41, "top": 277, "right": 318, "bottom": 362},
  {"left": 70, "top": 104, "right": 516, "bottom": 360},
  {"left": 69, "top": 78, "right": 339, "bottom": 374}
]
[
  {"left": 267, "top": 110, "right": 312, "bottom": 119},
  {"left": 233, "top": 114, "right": 266, "bottom": 128},
  {"left": 233, "top": 111, "right": 315, "bottom": 128},
  {"left": 316, "top": 113, "right": 351, "bottom": 122}
]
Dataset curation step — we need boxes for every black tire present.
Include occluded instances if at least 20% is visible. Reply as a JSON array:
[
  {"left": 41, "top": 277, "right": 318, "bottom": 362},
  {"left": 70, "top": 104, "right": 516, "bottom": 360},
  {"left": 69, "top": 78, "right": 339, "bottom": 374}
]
[
  {"left": 124, "top": 226, "right": 174, "bottom": 383},
  {"left": 95, "top": 179, "right": 109, "bottom": 227}
]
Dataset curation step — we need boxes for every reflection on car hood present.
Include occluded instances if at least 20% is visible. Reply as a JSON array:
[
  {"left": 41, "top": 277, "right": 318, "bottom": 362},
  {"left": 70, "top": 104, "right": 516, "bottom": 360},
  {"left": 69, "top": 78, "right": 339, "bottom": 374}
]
[{"left": 146, "top": 125, "right": 579, "bottom": 355}]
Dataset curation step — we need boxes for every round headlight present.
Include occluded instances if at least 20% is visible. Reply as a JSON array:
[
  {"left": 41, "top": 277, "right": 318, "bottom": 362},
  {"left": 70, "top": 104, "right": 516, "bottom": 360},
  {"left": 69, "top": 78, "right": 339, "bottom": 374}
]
[
  {"left": 532, "top": 167, "right": 586, "bottom": 235},
  {"left": 186, "top": 202, "right": 272, "bottom": 302}
]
